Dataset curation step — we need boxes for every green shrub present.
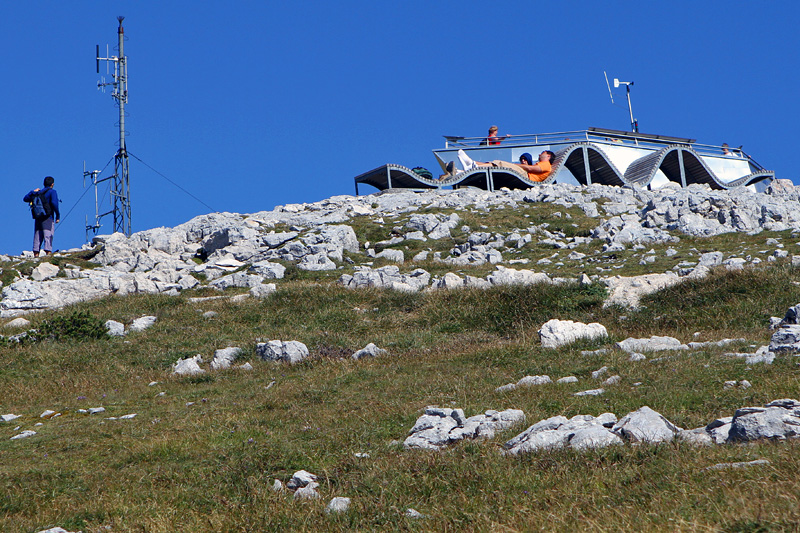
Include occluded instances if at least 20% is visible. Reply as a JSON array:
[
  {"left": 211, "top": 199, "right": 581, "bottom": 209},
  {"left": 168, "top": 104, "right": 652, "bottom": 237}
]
[{"left": 36, "top": 310, "right": 108, "bottom": 341}]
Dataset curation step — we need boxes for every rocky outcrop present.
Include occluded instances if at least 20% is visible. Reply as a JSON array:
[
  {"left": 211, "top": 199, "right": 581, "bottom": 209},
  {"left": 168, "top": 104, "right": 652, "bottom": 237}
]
[
  {"left": 404, "top": 407, "right": 525, "bottom": 450},
  {"left": 497, "top": 399, "right": 800, "bottom": 456},
  {"left": 4, "top": 182, "right": 800, "bottom": 318}
]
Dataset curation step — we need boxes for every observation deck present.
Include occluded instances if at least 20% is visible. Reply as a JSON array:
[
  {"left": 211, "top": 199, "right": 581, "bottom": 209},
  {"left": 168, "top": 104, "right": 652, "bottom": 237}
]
[{"left": 354, "top": 127, "right": 774, "bottom": 195}]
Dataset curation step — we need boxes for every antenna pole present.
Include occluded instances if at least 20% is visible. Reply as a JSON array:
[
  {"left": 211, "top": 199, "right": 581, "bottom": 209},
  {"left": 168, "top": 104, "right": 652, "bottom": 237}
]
[
  {"left": 114, "top": 16, "right": 131, "bottom": 236},
  {"left": 603, "top": 71, "right": 614, "bottom": 104},
  {"left": 86, "top": 16, "right": 132, "bottom": 240},
  {"left": 625, "top": 83, "right": 638, "bottom": 133}
]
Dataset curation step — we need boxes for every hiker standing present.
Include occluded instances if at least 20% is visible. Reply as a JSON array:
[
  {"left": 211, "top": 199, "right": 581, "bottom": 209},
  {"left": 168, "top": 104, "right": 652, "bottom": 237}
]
[{"left": 23, "top": 176, "right": 60, "bottom": 256}]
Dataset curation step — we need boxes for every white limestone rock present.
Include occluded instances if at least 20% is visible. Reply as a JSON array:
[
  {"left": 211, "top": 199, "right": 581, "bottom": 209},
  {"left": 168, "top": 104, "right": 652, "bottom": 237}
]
[
  {"left": 294, "top": 482, "right": 321, "bottom": 500},
  {"left": 375, "top": 249, "right": 405, "bottom": 263},
  {"left": 487, "top": 266, "right": 551, "bottom": 287},
  {"left": 432, "top": 272, "right": 464, "bottom": 290},
  {"left": 404, "top": 406, "right": 525, "bottom": 450},
  {"left": 724, "top": 345, "right": 775, "bottom": 364},
  {"left": 262, "top": 232, "right": 299, "bottom": 249},
  {"left": 297, "top": 252, "right": 337, "bottom": 271},
  {"left": 1, "top": 278, "right": 112, "bottom": 313},
  {"left": 287, "top": 470, "right": 318, "bottom": 490},
  {"left": 727, "top": 399, "right": 800, "bottom": 442},
  {"left": 105, "top": 319, "right": 126, "bottom": 337},
  {"left": 429, "top": 222, "right": 454, "bottom": 240},
  {"left": 574, "top": 388, "right": 605, "bottom": 397},
  {"left": 687, "top": 338, "right": 747, "bottom": 350},
  {"left": 616, "top": 336, "right": 688, "bottom": 352},
  {"left": 612, "top": 406, "right": 681, "bottom": 444},
  {"left": 504, "top": 413, "right": 620, "bottom": 455},
  {"left": 603, "top": 272, "right": 682, "bottom": 309},
  {"left": 129, "top": 315, "right": 157, "bottom": 332},
  {"left": 707, "top": 417, "right": 733, "bottom": 444},
  {"left": 31, "top": 262, "right": 60, "bottom": 281},
  {"left": 3, "top": 317, "right": 31, "bottom": 329},
  {"left": 405, "top": 508, "right": 425, "bottom": 519},
  {"left": 256, "top": 340, "right": 309, "bottom": 364},
  {"left": 325, "top": 497, "right": 351, "bottom": 514},
  {"left": 697, "top": 251, "right": 724, "bottom": 267},
  {"left": 768, "top": 324, "right": 800, "bottom": 355},
  {"left": 463, "top": 275, "right": 492, "bottom": 289},
  {"left": 516, "top": 375, "right": 552, "bottom": 387},
  {"left": 210, "top": 272, "right": 266, "bottom": 290},
  {"left": 173, "top": 354, "right": 204, "bottom": 375},
  {"left": 249, "top": 283, "right": 277, "bottom": 298},
  {"left": 351, "top": 343, "right": 387, "bottom": 360},
  {"left": 677, "top": 428, "right": 714, "bottom": 446},
  {"left": 706, "top": 459, "right": 771, "bottom": 471},
  {"left": 538, "top": 319, "right": 608, "bottom": 349},
  {"left": 569, "top": 425, "right": 624, "bottom": 450},
  {"left": 318, "top": 224, "right": 360, "bottom": 254},
  {"left": 339, "top": 266, "right": 430, "bottom": 292},
  {"left": 210, "top": 347, "right": 242, "bottom": 370},
  {"left": 249, "top": 260, "right": 286, "bottom": 279},
  {"left": 724, "top": 258, "right": 747, "bottom": 270}
]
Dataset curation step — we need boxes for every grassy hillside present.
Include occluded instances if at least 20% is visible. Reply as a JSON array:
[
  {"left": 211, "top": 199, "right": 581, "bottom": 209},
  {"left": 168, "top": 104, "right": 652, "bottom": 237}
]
[{"left": 2, "top": 203, "right": 800, "bottom": 531}]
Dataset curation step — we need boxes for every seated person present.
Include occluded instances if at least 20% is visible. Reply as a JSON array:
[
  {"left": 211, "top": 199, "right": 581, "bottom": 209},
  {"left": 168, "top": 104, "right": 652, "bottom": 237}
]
[
  {"left": 481, "top": 125, "right": 510, "bottom": 146},
  {"left": 456, "top": 149, "right": 555, "bottom": 182},
  {"left": 721, "top": 143, "right": 740, "bottom": 157}
]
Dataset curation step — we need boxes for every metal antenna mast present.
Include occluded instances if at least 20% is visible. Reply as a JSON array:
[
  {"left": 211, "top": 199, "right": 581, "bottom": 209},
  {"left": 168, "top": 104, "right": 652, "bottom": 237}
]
[
  {"left": 604, "top": 72, "right": 639, "bottom": 133},
  {"left": 613, "top": 77, "right": 638, "bottom": 133},
  {"left": 86, "top": 16, "right": 131, "bottom": 238}
]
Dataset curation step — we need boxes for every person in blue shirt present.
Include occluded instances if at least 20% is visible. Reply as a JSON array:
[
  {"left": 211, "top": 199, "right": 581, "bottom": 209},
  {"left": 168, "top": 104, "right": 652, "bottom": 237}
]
[{"left": 23, "top": 176, "right": 60, "bottom": 256}]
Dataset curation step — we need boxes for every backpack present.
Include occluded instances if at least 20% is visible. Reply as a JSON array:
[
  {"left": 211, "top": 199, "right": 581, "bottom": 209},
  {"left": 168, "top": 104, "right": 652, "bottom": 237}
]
[
  {"left": 28, "top": 190, "right": 52, "bottom": 220},
  {"left": 411, "top": 167, "right": 433, "bottom": 180}
]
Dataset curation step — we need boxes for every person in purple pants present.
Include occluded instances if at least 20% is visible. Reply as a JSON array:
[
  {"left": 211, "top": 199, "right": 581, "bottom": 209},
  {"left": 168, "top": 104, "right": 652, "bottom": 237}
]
[{"left": 23, "top": 176, "right": 60, "bottom": 256}]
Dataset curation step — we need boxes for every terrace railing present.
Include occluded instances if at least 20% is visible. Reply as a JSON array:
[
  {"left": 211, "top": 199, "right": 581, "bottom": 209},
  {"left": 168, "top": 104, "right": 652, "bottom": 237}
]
[{"left": 441, "top": 127, "right": 768, "bottom": 172}]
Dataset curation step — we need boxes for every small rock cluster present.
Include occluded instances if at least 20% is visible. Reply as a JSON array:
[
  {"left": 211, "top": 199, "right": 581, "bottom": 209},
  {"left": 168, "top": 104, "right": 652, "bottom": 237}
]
[
  {"left": 172, "top": 347, "right": 253, "bottom": 375},
  {"left": 105, "top": 315, "right": 157, "bottom": 336},
  {"left": 273, "top": 470, "right": 351, "bottom": 513},
  {"left": 403, "top": 407, "right": 526, "bottom": 450},
  {"left": 403, "top": 400, "right": 800, "bottom": 454},
  {"left": 4, "top": 404, "right": 136, "bottom": 442},
  {"left": 171, "top": 341, "right": 389, "bottom": 375}
]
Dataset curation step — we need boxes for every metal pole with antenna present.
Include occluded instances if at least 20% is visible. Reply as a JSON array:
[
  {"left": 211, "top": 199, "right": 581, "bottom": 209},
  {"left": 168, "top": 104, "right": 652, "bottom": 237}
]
[
  {"left": 613, "top": 78, "right": 638, "bottom": 133},
  {"left": 88, "top": 16, "right": 131, "bottom": 239}
]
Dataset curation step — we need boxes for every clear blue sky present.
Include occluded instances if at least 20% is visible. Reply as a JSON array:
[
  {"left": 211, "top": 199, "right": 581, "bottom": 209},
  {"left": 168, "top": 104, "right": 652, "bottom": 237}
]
[{"left": 1, "top": 2, "right": 798, "bottom": 256}]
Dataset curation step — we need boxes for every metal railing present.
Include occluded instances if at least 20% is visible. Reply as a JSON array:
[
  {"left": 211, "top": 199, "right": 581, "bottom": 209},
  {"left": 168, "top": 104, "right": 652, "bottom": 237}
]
[{"left": 441, "top": 128, "right": 767, "bottom": 171}]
